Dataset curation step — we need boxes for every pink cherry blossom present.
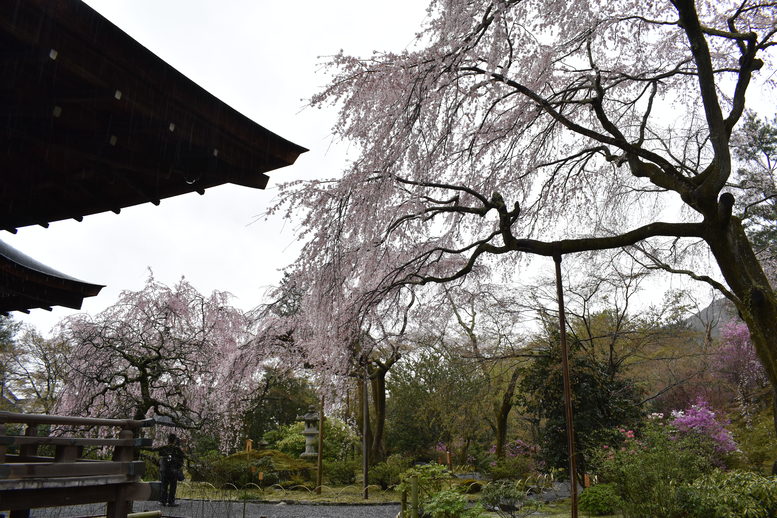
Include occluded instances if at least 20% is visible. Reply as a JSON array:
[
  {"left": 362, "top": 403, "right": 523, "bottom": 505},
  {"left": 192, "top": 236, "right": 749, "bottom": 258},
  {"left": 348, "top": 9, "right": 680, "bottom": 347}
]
[
  {"left": 55, "top": 274, "right": 261, "bottom": 451},
  {"left": 270, "top": 0, "right": 777, "bottom": 395}
]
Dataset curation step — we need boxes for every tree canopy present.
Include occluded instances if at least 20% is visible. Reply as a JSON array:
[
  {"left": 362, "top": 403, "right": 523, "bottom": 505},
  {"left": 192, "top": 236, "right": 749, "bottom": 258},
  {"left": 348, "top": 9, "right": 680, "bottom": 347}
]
[
  {"left": 273, "top": 0, "right": 777, "bottom": 389},
  {"left": 56, "top": 275, "right": 258, "bottom": 449}
]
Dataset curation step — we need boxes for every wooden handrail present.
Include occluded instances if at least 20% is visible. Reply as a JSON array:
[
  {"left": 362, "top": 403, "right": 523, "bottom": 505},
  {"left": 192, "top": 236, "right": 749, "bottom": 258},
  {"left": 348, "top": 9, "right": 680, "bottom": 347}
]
[
  {"left": 0, "top": 411, "right": 154, "bottom": 429},
  {"left": 0, "top": 459, "right": 145, "bottom": 479},
  {"left": 0, "top": 411, "right": 159, "bottom": 516},
  {"left": 0, "top": 436, "right": 153, "bottom": 448}
]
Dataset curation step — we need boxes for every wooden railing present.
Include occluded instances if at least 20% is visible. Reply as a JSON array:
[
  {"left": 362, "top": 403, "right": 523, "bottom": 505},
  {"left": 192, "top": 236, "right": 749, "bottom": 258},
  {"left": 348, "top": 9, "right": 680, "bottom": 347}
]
[{"left": 0, "top": 411, "right": 159, "bottom": 518}]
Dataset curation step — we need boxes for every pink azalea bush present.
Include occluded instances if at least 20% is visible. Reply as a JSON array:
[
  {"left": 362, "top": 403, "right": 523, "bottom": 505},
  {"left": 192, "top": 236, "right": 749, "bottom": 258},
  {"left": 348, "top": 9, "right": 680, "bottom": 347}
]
[
  {"left": 670, "top": 399, "right": 737, "bottom": 457},
  {"left": 591, "top": 399, "right": 740, "bottom": 516},
  {"left": 593, "top": 418, "right": 720, "bottom": 517}
]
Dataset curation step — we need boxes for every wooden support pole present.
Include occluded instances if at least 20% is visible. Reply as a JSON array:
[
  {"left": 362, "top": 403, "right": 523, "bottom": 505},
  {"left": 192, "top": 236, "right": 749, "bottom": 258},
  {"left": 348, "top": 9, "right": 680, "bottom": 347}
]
[
  {"left": 362, "top": 364, "right": 369, "bottom": 500},
  {"left": 554, "top": 255, "right": 578, "bottom": 518},
  {"left": 316, "top": 394, "right": 324, "bottom": 495}
]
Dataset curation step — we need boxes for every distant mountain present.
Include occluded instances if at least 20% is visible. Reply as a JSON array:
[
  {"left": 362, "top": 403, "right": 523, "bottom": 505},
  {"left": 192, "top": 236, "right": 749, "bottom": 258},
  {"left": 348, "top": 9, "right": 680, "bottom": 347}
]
[{"left": 684, "top": 297, "right": 739, "bottom": 340}]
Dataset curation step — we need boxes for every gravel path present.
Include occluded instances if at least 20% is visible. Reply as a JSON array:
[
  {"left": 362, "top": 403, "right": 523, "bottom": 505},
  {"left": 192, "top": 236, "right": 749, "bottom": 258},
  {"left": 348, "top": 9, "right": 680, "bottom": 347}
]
[{"left": 28, "top": 500, "right": 401, "bottom": 518}]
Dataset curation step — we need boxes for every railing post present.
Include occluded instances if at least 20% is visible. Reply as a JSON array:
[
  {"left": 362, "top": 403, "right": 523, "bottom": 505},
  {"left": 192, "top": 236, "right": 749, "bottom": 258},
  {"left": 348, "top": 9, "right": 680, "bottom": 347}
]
[
  {"left": 19, "top": 424, "right": 38, "bottom": 459},
  {"left": 9, "top": 424, "right": 38, "bottom": 518},
  {"left": 106, "top": 428, "right": 135, "bottom": 518},
  {"left": 0, "top": 423, "right": 6, "bottom": 463}
]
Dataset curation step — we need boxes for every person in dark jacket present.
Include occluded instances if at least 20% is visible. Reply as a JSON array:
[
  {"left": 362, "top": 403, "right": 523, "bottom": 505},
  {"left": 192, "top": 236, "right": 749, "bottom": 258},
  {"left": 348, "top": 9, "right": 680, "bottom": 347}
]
[{"left": 158, "top": 433, "right": 185, "bottom": 507}]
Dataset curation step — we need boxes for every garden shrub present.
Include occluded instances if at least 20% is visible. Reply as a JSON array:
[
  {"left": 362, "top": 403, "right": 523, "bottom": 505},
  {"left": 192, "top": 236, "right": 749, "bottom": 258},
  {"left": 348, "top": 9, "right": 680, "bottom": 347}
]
[
  {"left": 730, "top": 408, "right": 777, "bottom": 474},
  {"left": 264, "top": 423, "right": 306, "bottom": 458},
  {"left": 486, "top": 455, "right": 535, "bottom": 481},
  {"left": 594, "top": 421, "right": 716, "bottom": 518},
  {"left": 483, "top": 440, "right": 538, "bottom": 481},
  {"left": 277, "top": 474, "right": 313, "bottom": 490},
  {"left": 141, "top": 453, "right": 160, "bottom": 481},
  {"left": 670, "top": 399, "right": 737, "bottom": 466},
  {"left": 186, "top": 448, "right": 220, "bottom": 482},
  {"left": 480, "top": 480, "right": 541, "bottom": 518},
  {"left": 397, "top": 463, "right": 454, "bottom": 499},
  {"left": 205, "top": 449, "right": 311, "bottom": 487},
  {"left": 424, "top": 488, "right": 484, "bottom": 518},
  {"left": 370, "top": 454, "right": 413, "bottom": 489},
  {"left": 264, "top": 418, "right": 360, "bottom": 461},
  {"left": 454, "top": 478, "right": 483, "bottom": 494},
  {"left": 680, "top": 470, "right": 777, "bottom": 518},
  {"left": 324, "top": 459, "right": 357, "bottom": 485},
  {"left": 452, "top": 463, "right": 479, "bottom": 475},
  {"left": 578, "top": 483, "right": 622, "bottom": 516}
]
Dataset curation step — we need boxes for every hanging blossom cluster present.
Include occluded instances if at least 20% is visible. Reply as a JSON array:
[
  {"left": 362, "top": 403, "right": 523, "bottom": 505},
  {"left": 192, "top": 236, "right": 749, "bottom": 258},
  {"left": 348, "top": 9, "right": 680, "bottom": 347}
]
[{"left": 670, "top": 399, "right": 737, "bottom": 455}]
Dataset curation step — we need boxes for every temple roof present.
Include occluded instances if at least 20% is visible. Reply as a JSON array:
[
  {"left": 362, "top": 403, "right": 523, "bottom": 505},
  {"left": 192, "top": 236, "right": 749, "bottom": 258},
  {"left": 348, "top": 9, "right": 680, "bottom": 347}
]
[
  {"left": 0, "top": 0, "right": 306, "bottom": 233},
  {"left": 0, "top": 0, "right": 306, "bottom": 313},
  {"left": 0, "top": 239, "right": 103, "bottom": 314}
]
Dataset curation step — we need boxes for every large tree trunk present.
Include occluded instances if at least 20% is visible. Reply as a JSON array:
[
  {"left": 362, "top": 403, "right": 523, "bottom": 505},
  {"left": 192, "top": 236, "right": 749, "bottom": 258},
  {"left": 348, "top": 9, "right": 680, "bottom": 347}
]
[
  {"left": 369, "top": 366, "right": 388, "bottom": 463},
  {"left": 706, "top": 213, "right": 777, "bottom": 432},
  {"left": 135, "top": 376, "right": 152, "bottom": 421},
  {"left": 356, "top": 377, "right": 373, "bottom": 463},
  {"left": 494, "top": 367, "right": 521, "bottom": 458}
]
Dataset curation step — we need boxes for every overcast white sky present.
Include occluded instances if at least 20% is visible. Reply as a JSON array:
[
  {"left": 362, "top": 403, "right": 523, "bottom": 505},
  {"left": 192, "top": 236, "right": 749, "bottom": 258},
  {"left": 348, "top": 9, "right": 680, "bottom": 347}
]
[{"left": 10, "top": 0, "right": 431, "bottom": 334}]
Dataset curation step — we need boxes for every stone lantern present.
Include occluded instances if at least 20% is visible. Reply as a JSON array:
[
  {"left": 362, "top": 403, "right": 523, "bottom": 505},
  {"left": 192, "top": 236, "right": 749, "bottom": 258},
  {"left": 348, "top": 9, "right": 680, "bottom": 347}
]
[{"left": 298, "top": 406, "right": 319, "bottom": 460}]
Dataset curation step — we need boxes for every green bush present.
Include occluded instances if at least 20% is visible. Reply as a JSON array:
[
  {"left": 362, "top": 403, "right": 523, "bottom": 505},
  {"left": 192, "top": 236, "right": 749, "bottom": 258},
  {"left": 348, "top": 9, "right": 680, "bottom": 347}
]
[
  {"left": 579, "top": 483, "right": 622, "bottom": 516},
  {"left": 263, "top": 418, "right": 360, "bottom": 461},
  {"left": 265, "top": 423, "right": 306, "bottom": 458},
  {"left": 397, "top": 463, "right": 454, "bottom": 499},
  {"left": 486, "top": 456, "right": 535, "bottom": 481},
  {"left": 730, "top": 409, "right": 777, "bottom": 474},
  {"left": 141, "top": 452, "right": 161, "bottom": 481},
  {"left": 454, "top": 478, "right": 483, "bottom": 494},
  {"left": 452, "top": 464, "right": 479, "bottom": 475},
  {"left": 324, "top": 459, "right": 357, "bottom": 485},
  {"left": 681, "top": 470, "right": 777, "bottom": 518},
  {"left": 424, "top": 488, "right": 484, "bottom": 518},
  {"left": 594, "top": 422, "right": 717, "bottom": 518},
  {"left": 186, "top": 449, "right": 220, "bottom": 482},
  {"left": 203, "top": 449, "right": 312, "bottom": 487},
  {"left": 277, "top": 474, "right": 313, "bottom": 490},
  {"left": 480, "top": 480, "right": 541, "bottom": 518},
  {"left": 370, "top": 454, "right": 413, "bottom": 489}
]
